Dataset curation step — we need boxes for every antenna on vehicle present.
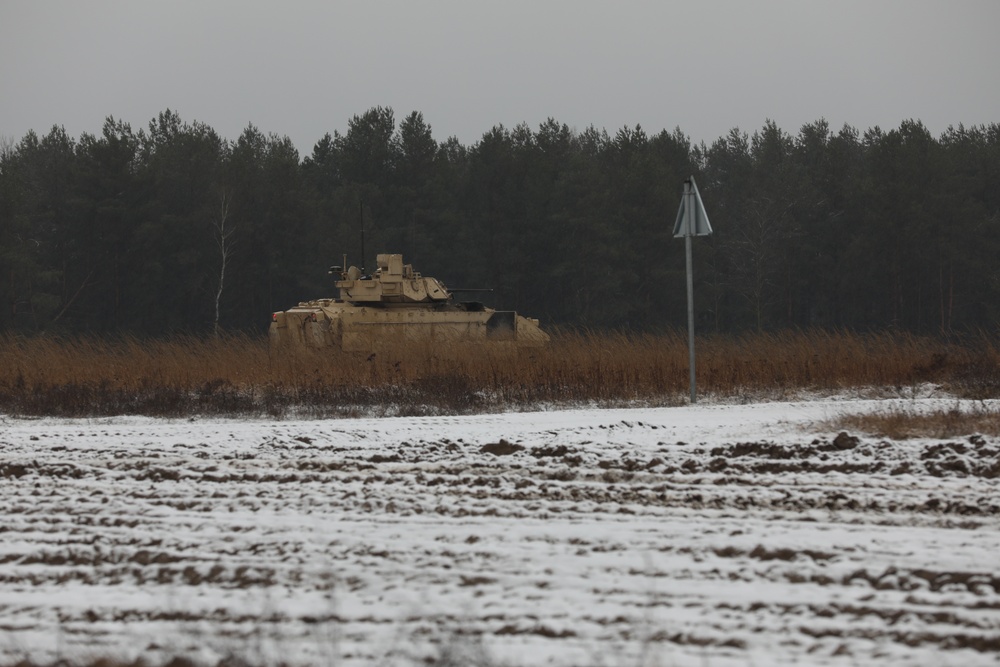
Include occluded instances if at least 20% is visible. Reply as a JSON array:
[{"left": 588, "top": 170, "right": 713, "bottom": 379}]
[{"left": 359, "top": 200, "right": 366, "bottom": 274}]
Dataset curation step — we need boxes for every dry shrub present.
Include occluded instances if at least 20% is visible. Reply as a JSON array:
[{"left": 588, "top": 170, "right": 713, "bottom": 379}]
[{"left": 1, "top": 329, "right": 998, "bottom": 417}]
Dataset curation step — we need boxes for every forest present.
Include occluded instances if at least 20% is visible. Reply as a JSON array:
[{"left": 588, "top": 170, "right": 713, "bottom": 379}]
[{"left": 1, "top": 108, "right": 998, "bottom": 336}]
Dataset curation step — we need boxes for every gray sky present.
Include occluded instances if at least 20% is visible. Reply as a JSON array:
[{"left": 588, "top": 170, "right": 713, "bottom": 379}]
[{"left": 2, "top": 0, "right": 998, "bottom": 155}]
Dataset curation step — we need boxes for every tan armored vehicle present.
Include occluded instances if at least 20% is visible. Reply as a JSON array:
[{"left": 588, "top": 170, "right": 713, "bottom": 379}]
[{"left": 269, "top": 253, "right": 549, "bottom": 351}]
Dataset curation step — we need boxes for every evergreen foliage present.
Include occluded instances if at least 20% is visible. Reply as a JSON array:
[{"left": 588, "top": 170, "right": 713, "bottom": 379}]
[{"left": 1, "top": 110, "right": 998, "bottom": 335}]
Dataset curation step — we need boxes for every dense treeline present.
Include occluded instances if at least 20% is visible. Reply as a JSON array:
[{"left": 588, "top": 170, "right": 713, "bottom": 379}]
[{"left": 1, "top": 108, "right": 998, "bottom": 335}]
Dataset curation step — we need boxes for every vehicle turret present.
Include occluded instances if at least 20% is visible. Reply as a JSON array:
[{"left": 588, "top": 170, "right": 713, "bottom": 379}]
[{"left": 331, "top": 254, "right": 451, "bottom": 305}]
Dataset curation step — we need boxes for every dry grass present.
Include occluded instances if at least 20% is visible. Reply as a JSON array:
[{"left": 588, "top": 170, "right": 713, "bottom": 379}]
[
  {"left": 831, "top": 403, "right": 1000, "bottom": 439},
  {"left": 1, "top": 329, "right": 999, "bottom": 418}
]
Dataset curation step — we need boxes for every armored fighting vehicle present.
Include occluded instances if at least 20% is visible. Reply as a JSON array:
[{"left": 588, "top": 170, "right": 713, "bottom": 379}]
[{"left": 269, "top": 253, "right": 549, "bottom": 351}]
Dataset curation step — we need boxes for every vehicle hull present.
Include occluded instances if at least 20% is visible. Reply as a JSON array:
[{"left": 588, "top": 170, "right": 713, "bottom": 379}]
[{"left": 269, "top": 300, "right": 549, "bottom": 352}]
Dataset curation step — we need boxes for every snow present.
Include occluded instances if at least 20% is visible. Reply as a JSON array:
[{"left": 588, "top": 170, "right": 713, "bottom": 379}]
[{"left": 1, "top": 396, "right": 999, "bottom": 666}]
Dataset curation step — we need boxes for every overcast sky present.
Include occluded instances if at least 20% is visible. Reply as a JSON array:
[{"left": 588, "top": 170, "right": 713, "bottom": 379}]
[{"left": 2, "top": 0, "right": 998, "bottom": 155}]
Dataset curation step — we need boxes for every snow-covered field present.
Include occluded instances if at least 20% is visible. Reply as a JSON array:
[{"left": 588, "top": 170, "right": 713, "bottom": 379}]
[{"left": 1, "top": 396, "right": 999, "bottom": 667}]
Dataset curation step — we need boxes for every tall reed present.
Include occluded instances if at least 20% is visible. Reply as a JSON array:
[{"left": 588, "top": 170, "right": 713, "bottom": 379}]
[{"left": 1, "top": 330, "right": 997, "bottom": 417}]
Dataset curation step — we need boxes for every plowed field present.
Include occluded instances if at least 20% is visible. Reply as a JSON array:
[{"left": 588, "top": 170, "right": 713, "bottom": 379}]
[{"left": 2, "top": 397, "right": 999, "bottom": 666}]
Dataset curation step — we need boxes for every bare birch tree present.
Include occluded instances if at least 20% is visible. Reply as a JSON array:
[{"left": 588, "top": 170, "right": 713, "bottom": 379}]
[{"left": 213, "top": 188, "right": 235, "bottom": 336}]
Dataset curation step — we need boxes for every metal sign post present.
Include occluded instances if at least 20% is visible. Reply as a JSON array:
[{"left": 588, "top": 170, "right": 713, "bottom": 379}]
[
  {"left": 673, "top": 176, "right": 713, "bottom": 403},
  {"left": 684, "top": 226, "right": 696, "bottom": 403}
]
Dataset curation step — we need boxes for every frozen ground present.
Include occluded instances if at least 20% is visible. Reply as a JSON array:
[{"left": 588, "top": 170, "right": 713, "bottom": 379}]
[{"left": 1, "top": 395, "right": 999, "bottom": 666}]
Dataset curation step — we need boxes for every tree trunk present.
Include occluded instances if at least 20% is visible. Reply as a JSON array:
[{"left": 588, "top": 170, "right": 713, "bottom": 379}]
[{"left": 213, "top": 189, "right": 235, "bottom": 337}]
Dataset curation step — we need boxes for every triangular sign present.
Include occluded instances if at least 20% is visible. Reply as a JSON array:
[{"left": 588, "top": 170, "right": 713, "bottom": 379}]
[{"left": 673, "top": 176, "right": 713, "bottom": 237}]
